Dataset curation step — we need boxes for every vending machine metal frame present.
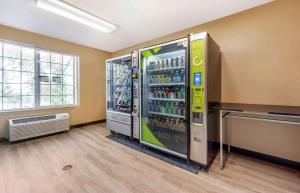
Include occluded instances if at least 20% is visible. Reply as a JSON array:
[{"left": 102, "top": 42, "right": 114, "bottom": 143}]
[
  {"left": 189, "top": 32, "right": 221, "bottom": 166},
  {"left": 138, "top": 32, "right": 220, "bottom": 167},
  {"left": 106, "top": 54, "right": 133, "bottom": 137}
]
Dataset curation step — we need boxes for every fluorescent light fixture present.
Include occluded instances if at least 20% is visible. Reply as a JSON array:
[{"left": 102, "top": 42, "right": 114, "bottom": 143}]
[{"left": 36, "top": 0, "right": 117, "bottom": 33}]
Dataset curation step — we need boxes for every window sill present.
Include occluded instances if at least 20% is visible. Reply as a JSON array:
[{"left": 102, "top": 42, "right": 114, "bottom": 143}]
[{"left": 0, "top": 105, "right": 80, "bottom": 115}]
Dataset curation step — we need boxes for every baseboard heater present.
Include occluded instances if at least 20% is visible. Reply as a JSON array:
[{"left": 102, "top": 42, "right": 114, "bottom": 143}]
[{"left": 8, "top": 113, "right": 70, "bottom": 142}]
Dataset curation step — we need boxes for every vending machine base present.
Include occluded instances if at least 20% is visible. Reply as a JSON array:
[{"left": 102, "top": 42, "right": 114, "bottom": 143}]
[{"left": 107, "top": 111, "right": 132, "bottom": 137}]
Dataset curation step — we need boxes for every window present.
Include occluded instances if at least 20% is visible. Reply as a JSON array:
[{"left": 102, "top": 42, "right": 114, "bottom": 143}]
[{"left": 0, "top": 41, "right": 79, "bottom": 112}]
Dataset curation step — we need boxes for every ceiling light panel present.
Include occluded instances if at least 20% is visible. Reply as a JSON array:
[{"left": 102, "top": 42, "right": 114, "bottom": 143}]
[{"left": 36, "top": 0, "right": 117, "bottom": 33}]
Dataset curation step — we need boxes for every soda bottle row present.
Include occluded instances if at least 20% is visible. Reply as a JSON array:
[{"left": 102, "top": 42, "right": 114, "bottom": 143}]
[
  {"left": 149, "top": 115, "right": 185, "bottom": 131},
  {"left": 149, "top": 69, "right": 185, "bottom": 84},
  {"left": 149, "top": 86, "right": 185, "bottom": 99},
  {"left": 149, "top": 100, "right": 185, "bottom": 116},
  {"left": 148, "top": 56, "right": 184, "bottom": 70}
]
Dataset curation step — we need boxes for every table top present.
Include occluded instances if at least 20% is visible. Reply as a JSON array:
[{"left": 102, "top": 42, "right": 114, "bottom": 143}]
[{"left": 211, "top": 103, "right": 300, "bottom": 117}]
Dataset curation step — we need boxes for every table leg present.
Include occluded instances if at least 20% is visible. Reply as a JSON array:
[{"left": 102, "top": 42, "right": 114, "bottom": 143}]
[
  {"left": 220, "top": 110, "right": 223, "bottom": 170},
  {"left": 228, "top": 117, "right": 231, "bottom": 153}
]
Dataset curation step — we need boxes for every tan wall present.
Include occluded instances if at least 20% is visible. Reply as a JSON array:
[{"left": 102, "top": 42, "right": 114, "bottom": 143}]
[
  {"left": 112, "top": 0, "right": 300, "bottom": 162},
  {"left": 0, "top": 24, "right": 111, "bottom": 138}
]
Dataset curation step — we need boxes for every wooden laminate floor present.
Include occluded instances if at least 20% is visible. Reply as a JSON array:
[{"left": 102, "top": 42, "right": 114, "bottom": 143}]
[{"left": 0, "top": 123, "right": 299, "bottom": 193}]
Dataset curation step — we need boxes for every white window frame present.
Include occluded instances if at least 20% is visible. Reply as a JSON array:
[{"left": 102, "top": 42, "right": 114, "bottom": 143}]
[{"left": 0, "top": 39, "right": 80, "bottom": 114}]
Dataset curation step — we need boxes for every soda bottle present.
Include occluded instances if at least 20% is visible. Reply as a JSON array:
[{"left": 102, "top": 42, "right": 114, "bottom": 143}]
[
  {"left": 156, "top": 74, "right": 160, "bottom": 84},
  {"left": 170, "top": 118, "right": 174, "bottom": 128},
  {"left": 149, "top": 101, "right": 153, "bottom": 111},
  {"left": 175, "top": 118, "right": 179, "bottom": 130},
  {"left": 176, "top": 102, "right": 180, "bottom": 115},
  {"left": 165, "top": 59, "right": 168, "bottom": 69},
  {"left": 165, "top": 117, "right": 169, "bottom": 128},
  {"left": 170, "top": 102, "right": 175, "bottom": 114},
  {"left": 157, "top": 101, "right": 161, "bottom": 112},
  {"left": 175, "top": 57, "right": 179, "bottom": 67},
  {"left": 167, "top": 58, "right": 171, "bottom": 68},
  {"left": 149, "top": 88, "right": 152, "bottom": 98},
  {"left": 160, "top": 60, "right": 163, "bottom": 69},
  {"left": 159, "top": 87, "right": 163, "bottom": 98},
  {"left": 155, "top": 60, "right": 159, "bottom": 69},
  {"left": 180, "top": 69, "right": 185, "bottom": 82},
  {"left": 165, "top": 87, "right": 169, "bottom": 98},
  {"left": 166, "top": 101, "right": 170, "bottom": 114},
  {"left": 179, "top": 119, "right": 184, "bottom": 130},
  {"left": 171, "top": 58, "right": 174, "bottom": 68},
  {"left": 161, "top": 87, "right": 165, "bottom": 98},
  {"left": 179, "top": 87, "right": 185, "bottom": 99},
  {"left": 175, "top": 70, "right": 180, "bottom": 83},
  {"left": 180, "top": 56, "right": 184, "bottom": 66},
  {"left": 170, "top": 87, "right": 175, "bottom": 99},
  {"left": 180, "top": 102, "right": 185, "bottom": 116},
  {"left": 161, "top": 101, "right": 165, "bottom": 113},
  {"left": 161, "top": 74, "right": 165, "bottom": 83},
  {"left": 149, "top": 61, "right": 153, "bottom": 70},
  {"left": 175, "top": 87, "right": 179, "bottom": 99}
]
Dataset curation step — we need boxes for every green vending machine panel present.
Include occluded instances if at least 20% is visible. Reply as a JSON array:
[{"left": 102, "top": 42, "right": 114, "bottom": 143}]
[
  {"left": 190, "top": 39, "right": 205, "bottom": 126},
  {"left": 139, "top": 38, "right": 189, "bottom": 158}
]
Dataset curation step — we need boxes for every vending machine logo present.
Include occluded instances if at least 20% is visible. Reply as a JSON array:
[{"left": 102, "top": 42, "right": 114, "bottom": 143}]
[{"left": 193, "top": 55, "right": 203, "bottom": 66}]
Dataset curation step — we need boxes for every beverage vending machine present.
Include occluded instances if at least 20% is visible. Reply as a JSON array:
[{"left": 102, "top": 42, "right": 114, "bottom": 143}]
[
  {"left": 106, "top": 52, "right": 139, "bottom": 138},
  {"left": 139, "top": 32, "right": 221, "bottom": 166}
]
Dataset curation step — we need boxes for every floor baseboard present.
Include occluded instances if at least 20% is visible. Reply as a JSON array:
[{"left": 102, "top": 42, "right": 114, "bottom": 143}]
[{"left": 70, "top": 119, "right": 106, "bottom": 129}]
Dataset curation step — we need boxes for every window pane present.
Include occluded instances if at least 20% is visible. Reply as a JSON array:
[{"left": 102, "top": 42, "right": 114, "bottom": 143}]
[
  {"left": 63, "top": 55, "right": 73, "bottom": 65},
  {"left": 51, "top": 53, "right": 62, "bottom": 64},
  {"left": 22, "top": 72, "right": 35, "bottom": 84},
  {"left": 3, "top": 84, "right": 21, "bottom": 96},
  {"left": 63, "top": 95, "right": 73, "bottom": 105},
  {"left": 3, "top": 58, "right": 21, "bottom": 71},
  {"left": 51, "top": 96, "right": 62, "bottom": 105},
  {"left": 3, "top": 71, "right": 21, "bottom": 83},
  {"left": 22, "top": 60, "right": 35, "bottom": 72},
  {"left": 3, "top": 96, "right": 20, "bottom": 109},
  {"left": 22, "top": 96, "right": 35, "bottom": 108},
  {"left": 39, "top": 51, "right": 50, "bottom": 62},
  {"left": 63, "top": 75, "right": 73, "bottom": 85},
  {"left": 63, "top": 64, "right": 73, "bottom": 75},
  {"left": 40, "top": 84, "right": 50, "bottom": 95},
  {"left": 51, "top": 85, "right": 62, "bottom": 95},
  {"left": 0, "top": 58, "right": 2, "bottom": 69},
  {"left": 3, "top": 44, "right": 21, "bottom": 58},
  {"left": 22, "top": 84, "right": 35, "bottom": 95},
  {"left": 63, "top": 85, "right": 73, "bottom": 95},
  {"left": 22, "top": 47, "right": 34, "bottom": 60},
  {"left": 0, "top": 43, "right": 2, "bottom": 56},
  {"left": 40, "top": 96, "right": 50, "bottom": 106},
  {"left": 51, "top": 63, "right": 62, "bottom": 74},
  {"left": 0, "top": 84, "right": 2, "bottom": 96},
  {"left": 40, "top": 62, "right": 50, "bottom": 74}
]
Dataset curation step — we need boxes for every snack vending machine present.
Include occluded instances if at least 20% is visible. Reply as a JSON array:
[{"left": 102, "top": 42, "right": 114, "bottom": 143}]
[
  {"left": 139, "top": 32, "right": 220, "bottom": 166},
  {"left": 106, "top": 53, "right": 139, "bottom": 138}
]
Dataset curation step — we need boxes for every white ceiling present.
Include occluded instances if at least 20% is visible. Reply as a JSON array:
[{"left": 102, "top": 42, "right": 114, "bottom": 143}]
[{"left": 0, "top": 0, "right": 272, "bottom": 52}]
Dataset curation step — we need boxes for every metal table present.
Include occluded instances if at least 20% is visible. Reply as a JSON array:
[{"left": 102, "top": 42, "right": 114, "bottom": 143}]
[{"left": 217, "top": 103, "right": 300, "bottom": 170}]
